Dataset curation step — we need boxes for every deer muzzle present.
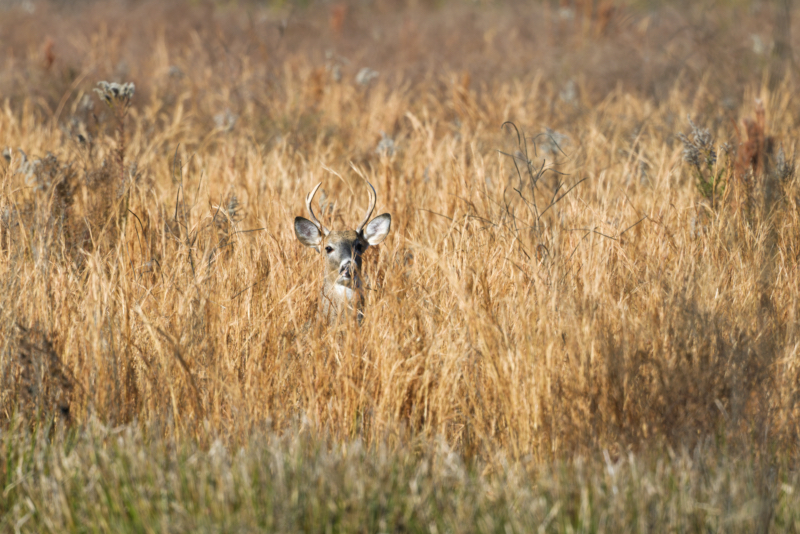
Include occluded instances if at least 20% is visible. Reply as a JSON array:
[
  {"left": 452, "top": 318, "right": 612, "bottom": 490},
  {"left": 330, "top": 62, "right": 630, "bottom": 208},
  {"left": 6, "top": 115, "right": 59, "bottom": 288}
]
[{"left": 339, "top": 260, "right": 356, "bottom": 280}]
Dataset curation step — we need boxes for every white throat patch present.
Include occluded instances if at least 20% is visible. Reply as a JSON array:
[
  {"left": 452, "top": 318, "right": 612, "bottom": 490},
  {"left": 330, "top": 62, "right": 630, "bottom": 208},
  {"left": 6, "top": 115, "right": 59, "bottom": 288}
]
[{"left": 333, "top": 284, "right": 357, "bottom": 302}]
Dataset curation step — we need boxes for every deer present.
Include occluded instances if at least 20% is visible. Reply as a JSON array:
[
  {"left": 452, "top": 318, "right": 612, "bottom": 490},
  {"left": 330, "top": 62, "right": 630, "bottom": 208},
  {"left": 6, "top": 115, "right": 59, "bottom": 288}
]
[{"left": 294, "top": 180, "right": 391, "bottom": 323}]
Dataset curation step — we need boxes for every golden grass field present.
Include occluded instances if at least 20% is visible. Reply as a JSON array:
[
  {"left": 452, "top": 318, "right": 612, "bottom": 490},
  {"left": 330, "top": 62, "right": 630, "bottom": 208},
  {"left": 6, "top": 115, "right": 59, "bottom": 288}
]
[{"left": 2, "top": 0, "right": 800, "bottom": 531}]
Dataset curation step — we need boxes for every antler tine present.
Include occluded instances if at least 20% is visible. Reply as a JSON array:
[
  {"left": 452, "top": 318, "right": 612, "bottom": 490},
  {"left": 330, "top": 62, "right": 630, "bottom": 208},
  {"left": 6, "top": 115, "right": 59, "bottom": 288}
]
[
  {"left": 356, "top": 180, "right": 377, "bottom": 234},
  {"left": 305, "top": 181, "right": 330, "bottom": 236}
]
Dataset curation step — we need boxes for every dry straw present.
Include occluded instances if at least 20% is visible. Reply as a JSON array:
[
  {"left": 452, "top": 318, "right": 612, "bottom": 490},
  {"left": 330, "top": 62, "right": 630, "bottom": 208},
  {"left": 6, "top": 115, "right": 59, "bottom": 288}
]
[{"left": 0, "top": 0, "right": 798, "bottom": 465}]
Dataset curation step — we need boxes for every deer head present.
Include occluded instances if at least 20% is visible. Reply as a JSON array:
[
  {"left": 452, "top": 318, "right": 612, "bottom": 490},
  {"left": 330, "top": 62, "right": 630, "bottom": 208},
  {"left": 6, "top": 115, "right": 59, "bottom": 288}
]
[{"left": 294, "top": 180, "right": 391, "bottom": 321}]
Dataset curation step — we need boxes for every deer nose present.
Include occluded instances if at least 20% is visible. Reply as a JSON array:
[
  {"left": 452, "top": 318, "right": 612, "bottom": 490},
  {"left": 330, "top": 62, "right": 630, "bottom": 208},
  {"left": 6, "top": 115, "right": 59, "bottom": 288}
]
[{"left": 339, "top": 260, "right": 355, "bottom": 277}]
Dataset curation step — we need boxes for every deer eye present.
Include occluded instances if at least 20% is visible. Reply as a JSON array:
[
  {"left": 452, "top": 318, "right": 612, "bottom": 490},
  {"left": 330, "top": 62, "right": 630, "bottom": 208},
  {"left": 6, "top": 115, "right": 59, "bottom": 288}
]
[
  {"left": 354, "top": 243, "right": 364, "bottom": 253},
  {"left": 324, "top": 246, "right": 333, "bottom": 253}
]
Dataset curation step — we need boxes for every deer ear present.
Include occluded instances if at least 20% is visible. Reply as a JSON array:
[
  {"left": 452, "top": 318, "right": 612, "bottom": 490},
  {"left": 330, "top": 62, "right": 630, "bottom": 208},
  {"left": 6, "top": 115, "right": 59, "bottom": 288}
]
[
  {"left": 362, "top": 213, "right": 391, "bottom": 245},
  {"left": 295, "top": 217, "right": 322, "bottom": 248}
]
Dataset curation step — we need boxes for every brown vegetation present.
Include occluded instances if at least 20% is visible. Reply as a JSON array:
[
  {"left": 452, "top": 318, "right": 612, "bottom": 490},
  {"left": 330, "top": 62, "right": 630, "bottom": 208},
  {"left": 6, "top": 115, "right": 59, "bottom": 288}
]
[{"left": 0, "top": 0, "right": 799, "bottom": 467}]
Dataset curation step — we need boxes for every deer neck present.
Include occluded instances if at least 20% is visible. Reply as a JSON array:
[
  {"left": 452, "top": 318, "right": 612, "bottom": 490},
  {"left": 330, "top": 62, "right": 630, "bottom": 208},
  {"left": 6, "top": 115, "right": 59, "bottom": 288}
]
[
  {"left": 323, "top": 273, "right": 362, "bottom": 300},
  {"left": 321, "top": 271, "right": 364, "bottom": 318}
]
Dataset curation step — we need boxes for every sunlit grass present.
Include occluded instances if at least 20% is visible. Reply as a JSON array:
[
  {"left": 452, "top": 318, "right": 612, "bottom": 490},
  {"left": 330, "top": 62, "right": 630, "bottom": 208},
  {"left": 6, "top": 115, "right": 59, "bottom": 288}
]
[
  {"left": 1, "top": 418, "right": 797, "bottom": 533},
  {"left": 1, "top": 0, "right": 800, "bottom": 531}
]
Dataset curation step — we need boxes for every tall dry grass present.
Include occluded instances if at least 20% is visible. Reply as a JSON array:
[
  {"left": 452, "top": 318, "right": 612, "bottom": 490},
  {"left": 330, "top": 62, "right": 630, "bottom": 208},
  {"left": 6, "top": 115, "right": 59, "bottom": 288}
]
[{"left": 0, "top": 0, "right": 799, "bottom": 470}]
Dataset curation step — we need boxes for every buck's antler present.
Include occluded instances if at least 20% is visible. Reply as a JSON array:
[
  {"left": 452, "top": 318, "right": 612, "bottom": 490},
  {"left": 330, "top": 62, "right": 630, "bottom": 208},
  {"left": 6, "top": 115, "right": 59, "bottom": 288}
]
[
  {"left": 356, "top": 180, "right": 377, "bottom": 235},
  {"left": 305, "top": 182, "right": 330, "bottom": 236}
]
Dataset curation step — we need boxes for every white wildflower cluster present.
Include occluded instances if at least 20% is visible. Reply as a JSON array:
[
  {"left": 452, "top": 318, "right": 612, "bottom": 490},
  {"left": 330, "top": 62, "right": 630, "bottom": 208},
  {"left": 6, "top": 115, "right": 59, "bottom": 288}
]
[
  {"left": 168, "top": 65, "right": 183, "bottom": 79},
  {"left": 540, "top": 127, "right": 569, "bottom": 158},
  {"left": 14, "top": 149, "right": 41, "bottom": 184},
  {"left": 375, "top": 131, "right": 395, "bottom": 157},
  {"left": 93, "top": 81, "right": 135, "bottom": 108},
  {"left": 13, "top": 150, "right": 67, "bottom": 192},
  {"left": 355, "top": 67, "right": 379, "bottom": 86},
  {"left": 325, "top": 50, "right": 349, "bottom": 83},
  {"left": 678, "top": 117, "right": 716, "bottom": 170},
  {"left": 214, "top": 109, "right": 237, "bottom": 132},
  {"left": 559, "top": 80, "right": 577, "bottom": 104}
]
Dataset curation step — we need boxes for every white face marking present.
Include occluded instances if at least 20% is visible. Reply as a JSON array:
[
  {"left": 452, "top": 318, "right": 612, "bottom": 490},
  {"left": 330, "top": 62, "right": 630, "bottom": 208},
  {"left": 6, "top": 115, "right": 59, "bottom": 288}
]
[{"left": 332, "top": 284, "right": 356, "bottom": 302}]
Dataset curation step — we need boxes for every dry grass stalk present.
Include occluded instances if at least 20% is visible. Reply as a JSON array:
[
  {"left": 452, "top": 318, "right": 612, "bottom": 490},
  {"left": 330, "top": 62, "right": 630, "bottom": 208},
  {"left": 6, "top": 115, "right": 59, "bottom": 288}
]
[{"left": 0, "top": 0, "right": 798, "bottom": 466}]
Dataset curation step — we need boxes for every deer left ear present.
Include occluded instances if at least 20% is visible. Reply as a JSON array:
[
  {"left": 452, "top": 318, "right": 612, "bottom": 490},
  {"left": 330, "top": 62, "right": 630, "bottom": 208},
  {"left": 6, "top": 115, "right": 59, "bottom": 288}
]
[
  {"left": 362, "top": 213, "right": 391, "bottom": 245},
  {"left": 295, "top": 216, "right": 323, "bottom": 248}
]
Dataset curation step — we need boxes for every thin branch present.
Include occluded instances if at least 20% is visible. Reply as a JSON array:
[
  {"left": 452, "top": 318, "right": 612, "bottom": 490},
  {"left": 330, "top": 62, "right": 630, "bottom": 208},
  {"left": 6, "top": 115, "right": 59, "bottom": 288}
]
[{"left": 417, "top": 208, "right": 453, "bottom": 221}]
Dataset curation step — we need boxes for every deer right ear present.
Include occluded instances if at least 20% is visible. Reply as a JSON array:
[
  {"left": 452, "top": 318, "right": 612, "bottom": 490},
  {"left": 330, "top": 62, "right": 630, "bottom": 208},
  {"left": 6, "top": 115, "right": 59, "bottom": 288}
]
[
  {"left": 294, "top": 217, "right": 323, "bottom": 248},
  {"left": 363, "top": 213, "right": 391, "bottom": 245}
]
